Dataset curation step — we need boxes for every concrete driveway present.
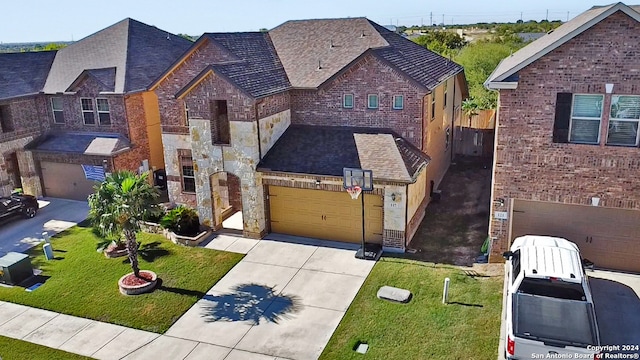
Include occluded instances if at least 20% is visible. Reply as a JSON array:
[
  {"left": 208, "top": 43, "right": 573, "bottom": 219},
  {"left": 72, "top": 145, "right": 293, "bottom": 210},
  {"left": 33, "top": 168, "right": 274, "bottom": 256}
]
[
  {"left": 0, "top": 198, "right": 89, "bottom": 256},
  {"left": 143, "top": 235, "right": 376, "bottom": 360}
]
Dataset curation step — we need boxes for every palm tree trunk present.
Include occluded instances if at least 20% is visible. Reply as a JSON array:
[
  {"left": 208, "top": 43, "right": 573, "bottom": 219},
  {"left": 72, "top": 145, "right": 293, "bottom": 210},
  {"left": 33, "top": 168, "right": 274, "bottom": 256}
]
[{"left": 124, "top": 229, "right": 140, "bottom": 277}]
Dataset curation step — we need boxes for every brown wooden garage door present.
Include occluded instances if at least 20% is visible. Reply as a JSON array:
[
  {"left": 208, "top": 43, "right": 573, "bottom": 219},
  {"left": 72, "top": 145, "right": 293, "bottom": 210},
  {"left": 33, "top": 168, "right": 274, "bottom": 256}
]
[
  {"left": 268, "top": 186, "right": 383, "bottom": 244},
  {"left": 511, "top": 199, "right": 640, "bottom": 273},
  {"left": 41, "top": 162, "right": 98, "bottom": 201}
]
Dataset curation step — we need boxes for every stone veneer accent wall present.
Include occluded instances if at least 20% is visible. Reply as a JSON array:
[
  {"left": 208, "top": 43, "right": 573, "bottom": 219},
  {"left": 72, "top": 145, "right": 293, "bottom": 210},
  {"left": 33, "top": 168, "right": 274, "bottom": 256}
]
[{"left": 0, "top": 136, "right": 39, "bottom": 197}]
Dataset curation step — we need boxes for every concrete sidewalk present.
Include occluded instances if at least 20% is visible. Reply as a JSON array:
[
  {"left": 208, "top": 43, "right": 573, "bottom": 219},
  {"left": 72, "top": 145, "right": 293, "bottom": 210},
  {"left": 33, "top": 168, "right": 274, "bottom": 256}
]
[{"left": 0, "top": 234, "right": 375, "bottom": 360}]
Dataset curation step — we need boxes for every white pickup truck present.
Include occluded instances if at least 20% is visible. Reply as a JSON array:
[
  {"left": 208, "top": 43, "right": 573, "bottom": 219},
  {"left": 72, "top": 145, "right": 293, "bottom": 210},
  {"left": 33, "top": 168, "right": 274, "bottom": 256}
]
[{"left": 503, "top": 235, "right": 600, "bottom": 359}]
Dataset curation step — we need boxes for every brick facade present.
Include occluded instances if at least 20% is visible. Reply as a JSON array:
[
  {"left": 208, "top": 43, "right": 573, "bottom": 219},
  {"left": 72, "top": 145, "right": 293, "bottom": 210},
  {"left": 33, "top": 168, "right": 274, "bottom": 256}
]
[
  {"left": 290, "top": 53, "right": 426, "bottom": 149},
  {"left": 489, "top": 11, "right": 640, "bottom": 260},
  {"left": 113, "top": 93, "right": 151, "bottom": 172}
]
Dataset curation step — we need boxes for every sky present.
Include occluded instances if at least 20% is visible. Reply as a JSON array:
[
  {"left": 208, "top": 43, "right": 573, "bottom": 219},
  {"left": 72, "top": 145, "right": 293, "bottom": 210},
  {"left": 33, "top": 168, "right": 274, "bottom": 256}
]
[{"left": 0, "top": 0, "right": 625, "bottom": 43}]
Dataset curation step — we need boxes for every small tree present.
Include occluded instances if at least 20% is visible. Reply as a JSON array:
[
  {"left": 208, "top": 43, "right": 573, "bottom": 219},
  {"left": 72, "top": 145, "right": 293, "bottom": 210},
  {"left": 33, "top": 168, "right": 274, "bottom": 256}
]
[
  {"left": 88, "top": 171, "right": 160, "bottom": 277},
  {"left": 462, "top": 99, "right": 479, "bottom": 127}
]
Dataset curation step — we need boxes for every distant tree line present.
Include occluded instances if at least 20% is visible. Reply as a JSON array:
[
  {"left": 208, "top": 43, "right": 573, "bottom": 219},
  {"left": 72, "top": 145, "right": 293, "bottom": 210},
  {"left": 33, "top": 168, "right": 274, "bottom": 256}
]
[
  {"left": 0, "top": 42, "right": 69, "bottom": 53},
  {"left": 409, "top": 20, "right": 562, "bottom": 109}
]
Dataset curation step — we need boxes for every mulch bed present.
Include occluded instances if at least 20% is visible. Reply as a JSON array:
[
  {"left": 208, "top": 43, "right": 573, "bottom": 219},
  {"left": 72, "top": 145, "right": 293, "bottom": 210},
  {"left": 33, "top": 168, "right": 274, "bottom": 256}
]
[{"left": 121, "top": 271, "right": 155, "bottom": 286}]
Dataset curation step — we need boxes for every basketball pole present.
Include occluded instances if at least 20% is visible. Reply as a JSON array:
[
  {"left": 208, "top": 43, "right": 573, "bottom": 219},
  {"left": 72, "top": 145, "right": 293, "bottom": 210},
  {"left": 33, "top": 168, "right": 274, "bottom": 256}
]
[{"left": 360, "top": 189, "right": 366, "bottom": 258}]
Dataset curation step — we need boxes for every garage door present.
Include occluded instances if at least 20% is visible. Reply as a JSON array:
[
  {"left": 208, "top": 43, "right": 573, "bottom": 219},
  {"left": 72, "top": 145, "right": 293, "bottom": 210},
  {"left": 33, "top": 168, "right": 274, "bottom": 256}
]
[
  {"left": 41, "top": 162, "right": 98, "bottom": 201},
  {"left": 511, "top": 199, "right": 640, "bottom": 273},
  {"left": 268, "top": 186, "right": 383, "bottom": 244}
]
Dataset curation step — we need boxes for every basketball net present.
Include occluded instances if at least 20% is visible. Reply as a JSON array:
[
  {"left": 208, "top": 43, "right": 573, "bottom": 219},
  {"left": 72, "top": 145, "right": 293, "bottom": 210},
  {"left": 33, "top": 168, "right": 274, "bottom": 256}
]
[{"left": 346, "top": 186, "right": 362, "bottom": 200}]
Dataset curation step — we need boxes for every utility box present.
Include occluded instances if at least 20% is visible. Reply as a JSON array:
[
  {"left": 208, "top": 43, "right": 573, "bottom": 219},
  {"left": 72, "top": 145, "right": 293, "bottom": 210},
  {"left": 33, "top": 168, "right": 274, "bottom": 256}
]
[{"left": 0, "top": 252, "right": 33, "bottom": 285}]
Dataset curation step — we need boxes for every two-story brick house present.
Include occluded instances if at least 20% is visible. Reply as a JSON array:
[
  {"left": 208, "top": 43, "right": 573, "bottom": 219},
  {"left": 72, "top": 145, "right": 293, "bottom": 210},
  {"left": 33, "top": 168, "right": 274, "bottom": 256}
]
[
  {"left": 485, "top": 3, "right": 640, "bottom": 272},
  {"left": 153, "top": 18, "right": 466, "bottom": 252},
  {"left": 0, "top": 18, "right": 191, "bottom": 200}
]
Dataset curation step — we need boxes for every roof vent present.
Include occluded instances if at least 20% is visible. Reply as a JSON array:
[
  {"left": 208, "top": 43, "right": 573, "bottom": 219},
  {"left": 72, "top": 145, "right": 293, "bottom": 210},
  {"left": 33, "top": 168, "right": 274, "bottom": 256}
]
[
  {"left": 361, "top": 30, "right": 366, "bottom": 38},
  {"left": 317, "top": 59, "right": 322, "bottom": 70},
  {"left": 166, "top": 33, "right": 171, "bottom": 40},
  {"left": 532, "top": 269, "right": 537, "bottom": 274},
  {"left": 329, "top": 39, "right": 334, "bottom": 48}
]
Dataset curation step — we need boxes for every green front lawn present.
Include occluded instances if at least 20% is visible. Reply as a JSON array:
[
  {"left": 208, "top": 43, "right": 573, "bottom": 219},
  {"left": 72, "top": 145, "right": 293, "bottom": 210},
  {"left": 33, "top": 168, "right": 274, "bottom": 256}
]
[
  {"left": 0, "top": 335, "right": 91, "bottom": 360},
  {"left": 0, "top": 224, "right": 243, "bottom": 333},
  {"left": 320, "top": 259, "right": 503, "bottom": 360}
]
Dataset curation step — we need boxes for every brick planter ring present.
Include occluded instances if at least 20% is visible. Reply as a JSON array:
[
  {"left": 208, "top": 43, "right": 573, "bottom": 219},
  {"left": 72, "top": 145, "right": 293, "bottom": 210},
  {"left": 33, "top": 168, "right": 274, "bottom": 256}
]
[{"left": 118, "top": 270, "right": 157, "bottom": 295}]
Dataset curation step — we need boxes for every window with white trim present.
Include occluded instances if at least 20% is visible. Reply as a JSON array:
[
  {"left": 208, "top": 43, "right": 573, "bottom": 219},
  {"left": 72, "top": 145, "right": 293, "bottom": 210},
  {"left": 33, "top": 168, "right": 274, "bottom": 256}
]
[
  {"left": 608, "top": 95, "right": 640, "bottom": 146},
  {"left": 569, "top": 94, "right": 603, "bottom": 144},
  {"left": 81, "top": 98, "right": 95, "bottom": 125},
  {"left": 367, "top": 94, "right": 378, "bottom": 109},
  {"left": 96, "top": 98, "right": 111, "bottom": 125},
  {"left": 343, "top": 94, "right": 354, "bottom": 109},
  {"left": 180, "top": 156, "right": 196, "bottom": 193},
  {"left": 51, "top": 97, "right": 64, "bottom": 124},
  {"left": 392, "top": 95, "right": 404, "bottom": 110}
]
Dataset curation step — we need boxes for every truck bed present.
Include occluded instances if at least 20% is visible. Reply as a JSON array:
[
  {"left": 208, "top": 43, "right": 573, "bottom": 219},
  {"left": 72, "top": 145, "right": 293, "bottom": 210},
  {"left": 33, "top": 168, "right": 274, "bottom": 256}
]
[{"left": 513, "top": 292, "right": 598, "bottom": 347}]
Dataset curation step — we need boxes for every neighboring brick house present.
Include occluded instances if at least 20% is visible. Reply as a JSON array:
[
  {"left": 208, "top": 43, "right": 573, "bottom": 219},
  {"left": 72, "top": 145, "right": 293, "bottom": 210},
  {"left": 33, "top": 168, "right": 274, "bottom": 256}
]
[
  {"left": 485, "top": 3, "right": 640, "bottom": 272},
  {"left": 0, "top": 18, "right": 191, "bottom": 200},
  {"left": 152, "top": 18, "right": 466, "bottom": 251}
]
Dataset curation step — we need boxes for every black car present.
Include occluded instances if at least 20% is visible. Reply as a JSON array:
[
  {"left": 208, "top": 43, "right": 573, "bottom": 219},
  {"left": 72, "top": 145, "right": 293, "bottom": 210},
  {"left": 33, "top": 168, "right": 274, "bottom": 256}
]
[{"left": 0, "top": 194, "right": 39, "bottom": 220}]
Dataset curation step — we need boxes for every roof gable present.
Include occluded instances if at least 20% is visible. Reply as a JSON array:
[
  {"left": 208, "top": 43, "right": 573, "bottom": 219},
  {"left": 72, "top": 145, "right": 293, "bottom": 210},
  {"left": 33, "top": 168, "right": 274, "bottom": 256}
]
[
  {"left": 67, "top": 67, "right": 117, "bottom": 92},
  {"left": 0, "top": 51, "right": 56, "bottom": 100},
  {"left": 486, "top": 3, "right": 640, "bottom": 87},
  {"left": 44, "top": 18, "right": 191, "bottom": 94}
]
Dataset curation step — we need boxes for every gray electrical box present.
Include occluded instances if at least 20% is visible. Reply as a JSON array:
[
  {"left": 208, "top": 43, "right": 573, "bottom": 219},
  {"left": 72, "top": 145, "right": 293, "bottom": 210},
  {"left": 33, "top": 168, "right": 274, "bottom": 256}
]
[{"left": 0, "top": 252, "right": 33, "bottom": 285}]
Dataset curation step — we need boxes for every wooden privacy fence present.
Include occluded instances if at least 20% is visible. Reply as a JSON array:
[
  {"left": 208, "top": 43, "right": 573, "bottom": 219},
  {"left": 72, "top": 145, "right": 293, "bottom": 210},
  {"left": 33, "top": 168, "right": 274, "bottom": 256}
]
[{"left": 454, "top": 109, "right": 496, "bottom": 157}]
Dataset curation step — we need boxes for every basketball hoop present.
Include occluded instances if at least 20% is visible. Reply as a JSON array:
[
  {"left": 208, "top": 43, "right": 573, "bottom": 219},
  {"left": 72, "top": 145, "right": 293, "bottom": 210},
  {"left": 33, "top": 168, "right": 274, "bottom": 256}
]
[{"left": 346, "top": 186, "right": 362, "bottom": 200}]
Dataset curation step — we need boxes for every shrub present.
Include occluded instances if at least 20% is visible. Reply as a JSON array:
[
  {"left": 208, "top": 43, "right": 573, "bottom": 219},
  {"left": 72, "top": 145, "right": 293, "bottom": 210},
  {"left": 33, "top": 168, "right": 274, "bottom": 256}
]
[{"left": 160, "top": 205, "right": 200, "bottom": 236}]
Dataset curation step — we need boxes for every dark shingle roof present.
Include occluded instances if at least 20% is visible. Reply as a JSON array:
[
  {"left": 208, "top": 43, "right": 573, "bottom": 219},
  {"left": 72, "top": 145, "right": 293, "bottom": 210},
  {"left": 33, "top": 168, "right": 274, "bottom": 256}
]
[
  {"left": 267, "top": 18, "right": 462, "bottom": 91},
  {"left": 0, "top": 51, "right": 56, "bottom": 100},
  {"left": 199, "top": 32, "right": 290, "bottom": 98},
  {"left": 26, "top": 132, "right": 131, "bottom": 156},
  {"left": 67, "top": 67, "right": 117, "bottom": 92},
  {"left": 44, "top": 18, "right": 192, "bottom": 94},
  {"left": 258, "top": 125, "right": 429, "bottom": 182},
  {"left": 125, "top": 19, "right": 193, "bottom": 92},
  {"left": 369, "top": 21, "right": 463, "bottom": 90}
]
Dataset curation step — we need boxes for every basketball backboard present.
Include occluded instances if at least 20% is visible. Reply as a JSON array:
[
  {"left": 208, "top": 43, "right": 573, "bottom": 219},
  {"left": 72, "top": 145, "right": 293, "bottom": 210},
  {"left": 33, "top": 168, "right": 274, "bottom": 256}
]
[{"left": 343, "top": 168, "right": 373, "bottom": 191}]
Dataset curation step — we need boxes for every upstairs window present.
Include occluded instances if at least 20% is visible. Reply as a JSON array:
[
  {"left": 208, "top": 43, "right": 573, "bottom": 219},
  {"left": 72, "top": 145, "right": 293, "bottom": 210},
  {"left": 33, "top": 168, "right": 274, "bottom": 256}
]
[
  {"left": 430, "top": 93, "right": 436, "bottom": 121},
  {"left": 81, "top": 98, "right": 95, "bottom": 125},
  {"left": 569, "top": 94, "right": 603, "bottom": 144},
  {"left": 608, "top": 95, "right": 640, "bottom": 146},
  {"left": 443, "top": 81, "right": 448, "bottom": 108},
  {"left": 96, "top": 98, "right": 111, "bottom": 125},
  {"left": 180, "top": 156, "right": 196, "bottom": 193},
  {"left": 367, "top": 94, "right": 379, "bottom": 109},
  {"left": 343, "top": 94, "right": 354, "bottom": 109},
  {"left": 0, "top": 105, "right": 14, "bottom": 132},
  {"left": 393, "top": 95, "right": 404, "bottom": 110},
  {"left": 51, "top": 97, "right": 64, "bottom": 124}
]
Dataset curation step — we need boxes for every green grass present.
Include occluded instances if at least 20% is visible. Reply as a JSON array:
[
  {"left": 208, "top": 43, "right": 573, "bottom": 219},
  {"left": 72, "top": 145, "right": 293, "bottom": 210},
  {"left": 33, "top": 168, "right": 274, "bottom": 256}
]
[
  {"left": 0, "top": 335, "right": 91, "bottom": 360},
  {"left": 0, "top": 224, "right": 243, "bottom": 333},
  {"left": 320, "top": 258, "right": 503, "bottom": 360}
]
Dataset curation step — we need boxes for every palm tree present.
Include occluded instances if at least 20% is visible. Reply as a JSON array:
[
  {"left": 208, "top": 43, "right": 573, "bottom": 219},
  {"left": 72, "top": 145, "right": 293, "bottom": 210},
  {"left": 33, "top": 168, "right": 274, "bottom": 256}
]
[
  {"left": 462, "top": 98, "right": 479, "bottom": 127},
  {"left": 88, "top": 171, "right": 159, "bottom": 277}
]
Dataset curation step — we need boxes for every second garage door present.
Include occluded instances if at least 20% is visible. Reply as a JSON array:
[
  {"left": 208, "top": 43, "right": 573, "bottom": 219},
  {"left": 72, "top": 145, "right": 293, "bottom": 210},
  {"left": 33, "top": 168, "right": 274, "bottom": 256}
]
[
  {"left": 268, "top": 186, "right": 383, "bottom": 244},
  {"left": 511, "top": 199, "right": 640, "bottom": 273},
  {"left": 41, "top": 162, "right": 98, "bottom": 201}
]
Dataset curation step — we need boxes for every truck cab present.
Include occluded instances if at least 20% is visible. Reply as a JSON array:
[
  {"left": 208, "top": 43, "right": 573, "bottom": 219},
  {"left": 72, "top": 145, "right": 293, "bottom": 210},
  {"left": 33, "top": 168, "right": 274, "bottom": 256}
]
[{"left": 504, "top": 235, "right": 600, "bottom": 359}]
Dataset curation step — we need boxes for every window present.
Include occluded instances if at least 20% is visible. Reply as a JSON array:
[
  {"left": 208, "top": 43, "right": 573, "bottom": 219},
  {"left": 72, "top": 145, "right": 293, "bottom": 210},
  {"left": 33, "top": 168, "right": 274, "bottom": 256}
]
[
  {"left": 0, "top": 105, "right": 13, "bottom": 132},
  {"left": 445, "top": 127, "right": 450, "bottom": 150},
  {"left": 569, "top": 94, "right": 603, "bottom": 144},
  {"left": 430, "top": 93, "right": 436, "bottom": 121},
  {"left": 96, "top": 98, "right": 111, "bottom": 125},
  {"left": 608, "top": 95, "right": 640, "bottom": 146},
  {"left": 367, "top": 94, "right": 378, "bottom": 109},
  {"left": 511, "top": 250, "right": 521, "bottom": 285},
  {"left": 443, "top": 81, "right": 448, "bottom": 108},
  {"left": 81, "top": 98, "right": 95, "bottom": 125},
  {"left": 183, "top": 101, "right": 190, "bottom": 125},
  {"left": 51, "top": 97, "right": 64, "bottom": 124},
  {"left": 343, "top": 94, "right": 354, "bottom": 109},
  {"left": 392, "top": 95, "right": 404, "bottom": 110},
  {"left": 180, "top": 156, "right": 196, "bottom": 193}
]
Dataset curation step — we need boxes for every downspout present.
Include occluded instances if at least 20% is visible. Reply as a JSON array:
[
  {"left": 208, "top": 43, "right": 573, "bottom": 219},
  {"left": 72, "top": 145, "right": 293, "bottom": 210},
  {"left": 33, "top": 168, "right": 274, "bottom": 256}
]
[
  {"left": 404, "top": 183, "right": 409, "bottom": 249},
  {"left": 451, "top": 75, "right": 457, "bottom": 162},
  {"left": 254, "top": 99, "right": 263, "bottom": 160}
]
